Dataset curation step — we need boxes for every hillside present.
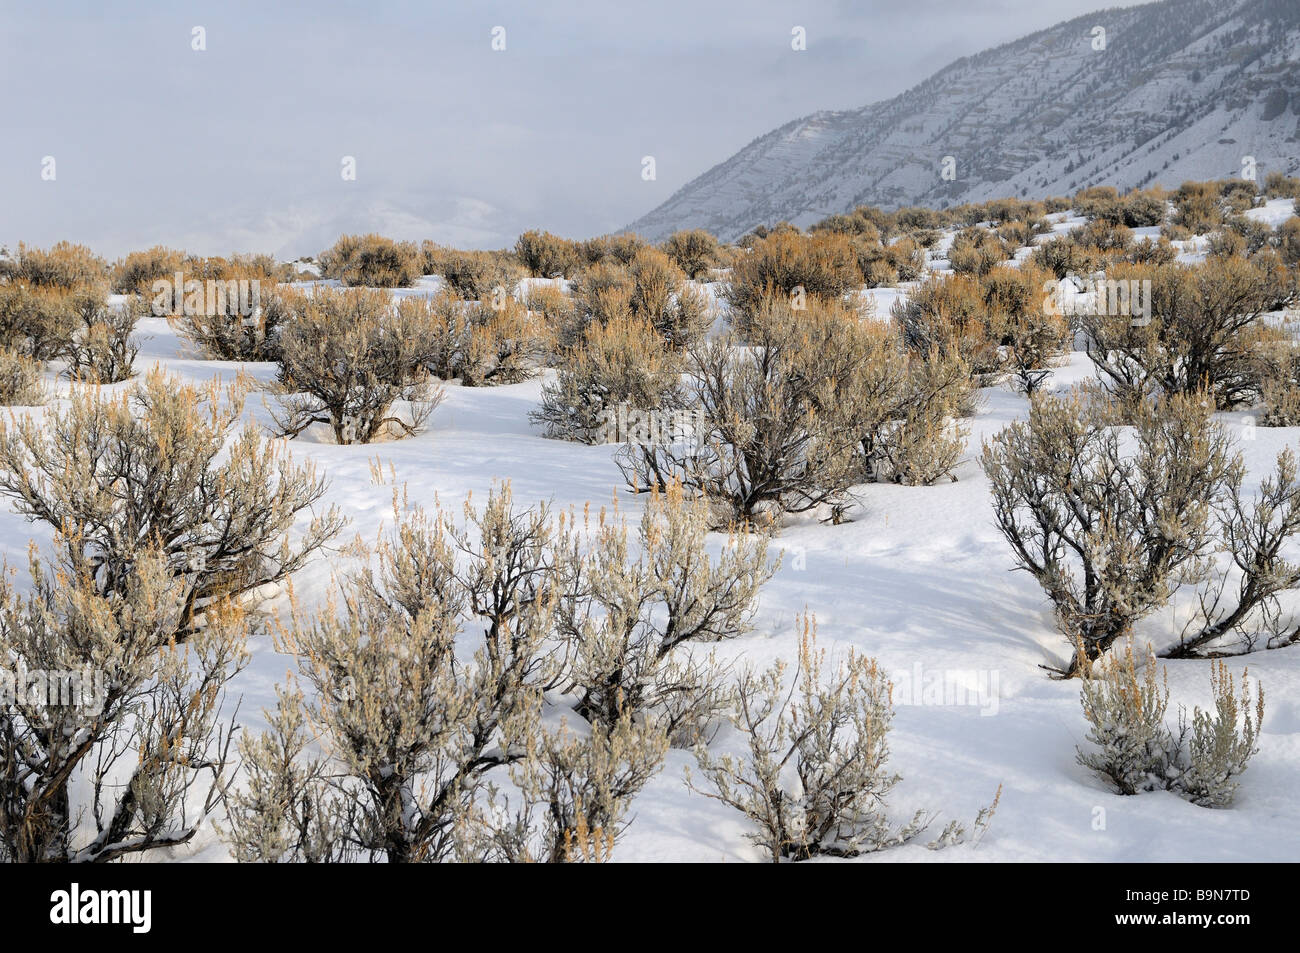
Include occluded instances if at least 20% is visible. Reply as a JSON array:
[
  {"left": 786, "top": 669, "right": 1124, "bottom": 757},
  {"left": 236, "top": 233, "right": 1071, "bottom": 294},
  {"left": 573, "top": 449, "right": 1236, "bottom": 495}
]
[{"left": 628, "top": 0, "right": 1300, "bottom": 240}]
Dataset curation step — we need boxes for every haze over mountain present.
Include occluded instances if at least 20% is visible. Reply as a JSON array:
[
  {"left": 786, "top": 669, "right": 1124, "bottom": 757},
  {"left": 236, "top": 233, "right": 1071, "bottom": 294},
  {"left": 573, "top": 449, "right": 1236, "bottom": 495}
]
[{"left": 628, "top": 0, "right": 1300, "bottom": 241}]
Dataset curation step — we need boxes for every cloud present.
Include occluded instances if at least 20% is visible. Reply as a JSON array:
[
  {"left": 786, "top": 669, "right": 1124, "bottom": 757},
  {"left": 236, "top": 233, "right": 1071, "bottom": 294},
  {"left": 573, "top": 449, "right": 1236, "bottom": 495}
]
[{"left": 0, "top": 0, "right": 1151, "bottom": 257}]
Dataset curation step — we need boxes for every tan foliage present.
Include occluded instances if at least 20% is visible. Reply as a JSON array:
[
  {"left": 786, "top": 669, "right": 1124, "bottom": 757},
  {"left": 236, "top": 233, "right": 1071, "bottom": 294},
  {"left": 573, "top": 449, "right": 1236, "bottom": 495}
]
[
  {"left": 0, "top": 241, "right": 107, "bottom": 290},
  {"left": 319, "top": 233, "right": 421, "bottom": 288},
  {"left": 533, "top": 314, "right": 683, "bottom": 443},
  {"left": 724, "top": 230, "right": 860, "bottom": 326},
  {"left": 0, "top": 348, "right": 44, "bottom": 405},
  {"left": 274, "top": 286, "right": 444, "bottom": 443}
]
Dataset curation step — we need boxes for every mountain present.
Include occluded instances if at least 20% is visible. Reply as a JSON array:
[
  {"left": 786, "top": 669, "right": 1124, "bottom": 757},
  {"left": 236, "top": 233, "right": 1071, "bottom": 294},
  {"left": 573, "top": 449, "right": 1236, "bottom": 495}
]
[{"left": 627, "top": 0, "right": 1300, "bottom": 242}]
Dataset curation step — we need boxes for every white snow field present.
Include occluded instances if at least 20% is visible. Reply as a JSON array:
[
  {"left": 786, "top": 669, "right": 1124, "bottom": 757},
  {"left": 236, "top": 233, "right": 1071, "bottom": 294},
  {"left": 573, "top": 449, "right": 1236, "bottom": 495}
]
[{"left": 5, "top": 223, "right": 1300, "bottom": 864}]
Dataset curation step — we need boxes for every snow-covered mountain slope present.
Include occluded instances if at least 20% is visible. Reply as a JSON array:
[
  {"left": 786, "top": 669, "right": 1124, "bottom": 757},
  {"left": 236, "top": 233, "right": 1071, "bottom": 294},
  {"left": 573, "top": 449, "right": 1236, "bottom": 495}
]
[{"left": 627, "top": 0, "right": 1300, "bottom": 242}]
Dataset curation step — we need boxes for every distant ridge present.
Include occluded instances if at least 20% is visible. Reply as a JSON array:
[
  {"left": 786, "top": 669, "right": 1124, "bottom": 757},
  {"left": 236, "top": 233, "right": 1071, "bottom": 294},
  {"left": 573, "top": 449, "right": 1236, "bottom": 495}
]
[{"left": 627, "top": 0, "right": 1300, "bottom": 241}]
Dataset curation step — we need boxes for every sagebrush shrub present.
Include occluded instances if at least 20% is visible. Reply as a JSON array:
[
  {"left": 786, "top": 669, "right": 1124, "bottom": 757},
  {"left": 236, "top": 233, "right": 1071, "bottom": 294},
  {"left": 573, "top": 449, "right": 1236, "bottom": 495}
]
[
  {"left": 493, "top": 709, "right": 668, "bottom": 862},
  {"left": 1082, "top": 257, "right": 1294, "bottom": 410},
  {"left": 559, "top": 483, "right": 773, "bottom": 744},
  {"left": 947, "top": 227, "right": 1014, "bottom": 277},
  {"left": 571, "top": 251, "right": 710, "bottom": 350},
  {"left": 0, "top": 348, "right": 44, "bottom": 405},
  {"left": 1125, "top": 236, "right": 1178, "bottom": 266},
  {"left": 521, "top": 282, "right": 580, "bottom": 354},
  {"left": 996, "top": 217, "right": 1047, "bottom": 249},
  {"left": 0, "top": 369, "right": 341, "bottom": 634},
  {"left": 424, "top": 244, "right": 524, "bottom": 299},
  {"left": 395, "top": 289, "right": 551, "bottom": 386},
  {"left": 1120, "top": 188, "right": 1170, "bottom": 227},
  {"left": 691, "top": 620, "right": 1000, "bottom": 861},
  {"left": 1030, "top": 235, "right": 1107, "bottom": 280},
  {"left": 983, "top": 390, "right": 1300, "bottom": 675},
  {"left": 1074, "top": 186, "right": 1122, "bottom": 224},
  {"left": 532, "top": 314, "right": 683, "bottom": 443},
  {"left": 274, "top": 286, "right": 443, "bottom": 443},
  {"left": 1174, "top": 660, "right": 1265, "bottom": 808},
  {"left": 515, "top": 229, "right": 580, "bottom": 278},
  {"left": 227, "top": 483, "right": 739, "bottom": 863},
  {"left": 1075, "top": 187, "right": 1167, "bottom": 228},
  {"left": 1076, "top": 642, "right": 1172, "bottom": 794},
  {"left": 1251, "top": 245, "right": 1298, "bottom": 312},
  {"left": 64, "top": 293, "right": 141, "bottom": 383},
  {"left": 114, "top": 249, "right": 284, "bottom": 297},
  {"left": 628, "top": 247, "right": 711, "bottom": 349},
  {"left": 725, "top": 231, "right": 860, "bottom": 327},
  {"left": 571, "top": 261, "right": 634, "bottom": 328},
  {"left": 173, "top": 282, "right": 288, "bottom": 362},
  {"left": 619, "top": 295, "right": 876, "bottom": 524},
  {"left": 111, "top": 245, "right": 187, "bottom": 294},
  {"left": 1172, "top": 181, "right": 1225, "bottom": 234},
  {"left": 252, "top": 486, "right": 561, "bottom": 863},
  {"left": 1206, "top": 228, "right": 1247, "bottom": 260},
  {"left": 892, "top": 272, "right": 1004, "bottom": 379},
  {"left": 1075, "top": 218, "right": 1134, "bottom": 253},
  {"left": 620, "top": 295, "right": 966, "bottom": 524},
  {"left": 319, "top": 233, "right": 421, "bottom": 287},
  {"left": 662, "top": 229, "right": 720, "bottom": 279},
  {"left": 983, "top": 263, "right": 1070, "bottom": 394},
  {"left": 1077, "top": 645, "right": 1264, "bottom": 807},
  {"left": 1219, "top": 178, "right": 1259, "bottom": 213},
  {"left": 1263, "top": 172, "right": 1300, "bottom": 200},
  {"left": 0, "top": 545, "right": 252, "bottom": 862},
  {"left": 1259, "top": 341, "right": 1300, "bottom": 425},
  {"left": 458, "top": 294, "right": 553, "bottom": 386},
  {"left": 221, "top": 685, "right": 345, "bottom": 863},
  {"left": 865, "top": 347, "right": 972, "bottom": 486},
  {"left": 890, "top": 237, "right": 928, "bottom": 280},
  {"left": 577, "top": 233, "right": 647, "bottom": 268},
  {"left": 984, "top": 392, "right": 1228, "bottom": 675},
  {"left": 0, "top": 284, "right": 80, "bottom": 360},
  {"left": 395, "top": 289, "right": 468, "bottom": 381},
  {"left": 1277, "top": 217, "right": 1300, "bottom": 266},
  {"left": 860, "top": 254, "right": 899, "bottom": 288},
  {"left": 981, "top": 197, "right": 1048, "bottom": 226},
  {"left": 0, "top": 241, "right": 107, "bottom": 290},
  {"left": 895, "top": 207, "right": 943, "bottom": 231},
  {"left": 857, "top": 236, "right": 925, "bottom": 287},
  {"left": 1221, "top": 215, "right": 1273, "bottom": 256},
  {"left": 180, "top": 252, "right": 285, "bottom": 284}
]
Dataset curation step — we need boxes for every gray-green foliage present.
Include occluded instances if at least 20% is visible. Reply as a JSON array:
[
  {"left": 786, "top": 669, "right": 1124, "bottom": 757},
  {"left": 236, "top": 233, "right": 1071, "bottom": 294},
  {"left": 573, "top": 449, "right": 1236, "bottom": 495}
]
[
  {"left": 983, "top": 389, "right": 1300, "bottom": 676},
  {"left": 1076, "top": 642, "right": 1173, "bottom": 795},
  {"left": 0, "top": 348, "right": 44, "bottom": 405},
  {"left": 1077, "top": 645, "right": 1264, "bottom": 807},
  {"left": 558, "top": 483, "right": 774, "bottom": 745},
  {"left": 0, "top": 546, "right": 251, "bottom": 862},
  {"left": 1172, "top": 660, "right": 1265, "bottom": 808},
  {"left": 690, "top": 620, "right": 1000, "bottom": 861},
  {"left": 225, "top": 482, "right": 759, "bottom": 863}
]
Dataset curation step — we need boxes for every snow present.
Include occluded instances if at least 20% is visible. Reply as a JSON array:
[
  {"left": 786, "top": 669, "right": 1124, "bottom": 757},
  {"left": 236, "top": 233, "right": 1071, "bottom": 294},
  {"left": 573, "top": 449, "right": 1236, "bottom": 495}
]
[
  {"left": 10, "top": 257, "right": 1300, "bottom": 864},
  {"left": 1245, "top": 198, "right": 1298, "bottom": 229},
  {"left": 621, "top": 351, "right": 1300, "bottom": 863}
]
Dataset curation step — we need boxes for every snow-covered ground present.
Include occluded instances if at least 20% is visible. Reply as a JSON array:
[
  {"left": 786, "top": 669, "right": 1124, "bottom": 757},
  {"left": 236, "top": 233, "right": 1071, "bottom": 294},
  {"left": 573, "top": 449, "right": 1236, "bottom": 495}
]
[{"left": 5, "top": 220, "right": 1299, "bottom": 864}]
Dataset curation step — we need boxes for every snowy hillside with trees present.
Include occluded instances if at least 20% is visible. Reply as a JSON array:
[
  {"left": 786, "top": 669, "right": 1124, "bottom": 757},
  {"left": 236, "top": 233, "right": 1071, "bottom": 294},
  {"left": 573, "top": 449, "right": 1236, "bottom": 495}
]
[{"left": 629, "top": 0, "right": 1300, "bottom": 242}]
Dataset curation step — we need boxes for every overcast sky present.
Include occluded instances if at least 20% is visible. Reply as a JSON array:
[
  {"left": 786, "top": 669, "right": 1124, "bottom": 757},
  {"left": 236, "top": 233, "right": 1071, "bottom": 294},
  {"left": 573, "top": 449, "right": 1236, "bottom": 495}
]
[{"left": 1, "top": 0, "right": 1151, "bottom": 259}]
